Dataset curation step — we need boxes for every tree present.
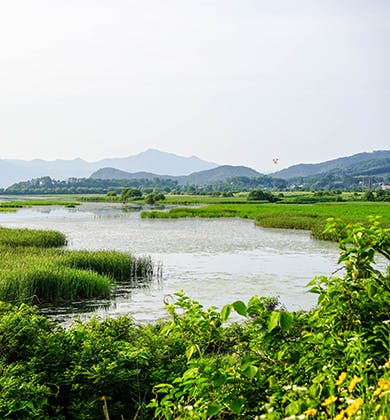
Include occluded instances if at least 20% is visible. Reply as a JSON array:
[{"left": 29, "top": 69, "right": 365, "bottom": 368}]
[
  {"left": 247, "top": 189, "right": 277, "bottom": 202},
  {"left": 145, "top": 193, "right": 165, "bottom": 205},
  {"left": 121, "top": 188, "right": 142, "bottom": 202},
  {"left": 363, "top": 190, "right": 375, "bottom": 202}
]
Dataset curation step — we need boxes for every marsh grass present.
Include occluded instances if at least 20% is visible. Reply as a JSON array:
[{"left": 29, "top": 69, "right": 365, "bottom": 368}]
[
  {"left": 0, "top": 227, "right": 67, "bottom": 247},
  {"left": 0, "top": 265, "right": 111, "bottom": 304},
  {"left": 0, "top": 200, "right": 79, "bottom": 208},
  {"left": 142, "top": 202, "right": 390, "bottom": 240},
  {"left": 163, "top": 195, "right": 248, "bottom": 205},
  {"left": 0, "top": 229, "right": 157, "bottom": 304},
  {"left": 62, "top": 250, "right": 154, "bottom": 281}
]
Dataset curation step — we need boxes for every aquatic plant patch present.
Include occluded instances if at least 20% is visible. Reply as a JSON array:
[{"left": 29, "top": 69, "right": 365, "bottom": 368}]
[
  {"left": 0, "top": 199, "right": 79, "bottom": 208},
  {"left": 0, "top": 228, "right": 156, "bottom": 304},
  {"left": 142, "top": 202, "right": 390, "bottom": 240},
  {"left": 0, "top": 227, "right": 67, "bottom": 248},
  {"left": 61, "top": 250, "right": 154, "bottom": 281},
  {"left": 0, "top": 265, "right": 111, "bottom": 304}
]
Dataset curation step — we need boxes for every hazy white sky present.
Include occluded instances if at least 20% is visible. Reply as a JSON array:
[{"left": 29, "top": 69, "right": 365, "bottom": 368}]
[{"left": 0, "top": 0, "right": 389, "bottom": 172}]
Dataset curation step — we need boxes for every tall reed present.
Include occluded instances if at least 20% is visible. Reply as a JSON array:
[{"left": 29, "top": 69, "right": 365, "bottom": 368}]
[
  {"left": 0, "top": 265, "right": 111, "bottom": 304},
  {"left": 0, "top": 227, "right": 66, "bottom": 248},
  {"left": 0, "top": 227, "right": 158, "bottom": 304},
  {"left": 61, "top": 250, "right": 155, "bottom": 281}
]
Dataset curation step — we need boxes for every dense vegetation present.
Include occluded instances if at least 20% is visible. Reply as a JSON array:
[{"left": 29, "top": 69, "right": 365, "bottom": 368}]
[
  {"left": 0, "top": 229, "right": 154, "bottom": 305},
  {"left": 3, "top": 166, "right": 389, "bottom": 196},
  {"left": 142, "top": 202, "right": 390, "bottom": 240},
  {"left": 0, "top": 199, "right": 78, "bottom": 208},
  {"left": 2, "top": 176, "right": 180, "bottom": 195},
  {"left": 0, "top": 219, "right": 388, "bottom": 418}
]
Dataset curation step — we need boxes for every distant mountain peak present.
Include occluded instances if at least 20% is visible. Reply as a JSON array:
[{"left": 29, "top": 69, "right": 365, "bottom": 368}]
[
  {"left": 271, "top": 150, "right": 390, "bottom": 179},
  {"left": 0, "top": 149, "right": 219, "bottom": 188}
]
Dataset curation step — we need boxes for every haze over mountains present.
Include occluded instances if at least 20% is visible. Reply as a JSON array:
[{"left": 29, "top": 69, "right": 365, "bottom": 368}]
[
  {"left": 89, "top": 150, "right": 390, "bottom": 185},
  {"left": 0, "top": 149, "right": 218, "bottom": 188},
  {"left": 0, "top": 149, "right": 389, "bottom": 189}
]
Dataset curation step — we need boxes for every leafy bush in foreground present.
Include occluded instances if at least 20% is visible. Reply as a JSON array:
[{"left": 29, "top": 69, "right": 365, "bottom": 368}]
[
  {"left": 150, "top": 218, "right": 390, "bottom": 418},
  {"left": 0, "top": 218, "right": 388, "bottom": 418}
]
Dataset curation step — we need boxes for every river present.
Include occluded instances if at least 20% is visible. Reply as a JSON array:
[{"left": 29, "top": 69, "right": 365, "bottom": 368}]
[{"left": 0, "top": 203, "right": 340, "bottom": 324}]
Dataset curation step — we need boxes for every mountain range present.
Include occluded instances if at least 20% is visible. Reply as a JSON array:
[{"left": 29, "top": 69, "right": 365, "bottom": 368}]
[
  {"left": 271, "top": 150, "right": 390, "bottom": 179},
  {"left": 1, "top": 149, "right": 389, "bottom": 189},
  {"left": 89, "top": 150, "right": 390, "bottom": 185},
  {"left": 90, "top": 165, "right": 261, "bottom": 186},
  {"left": 0, "top": 149, "right": 218, "bottom": 188}
]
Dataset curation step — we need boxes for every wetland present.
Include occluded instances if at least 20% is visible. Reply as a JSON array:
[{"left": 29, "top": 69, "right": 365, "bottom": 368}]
[{"left": 0, "top": 202, "right": 340, "bottom": 324}]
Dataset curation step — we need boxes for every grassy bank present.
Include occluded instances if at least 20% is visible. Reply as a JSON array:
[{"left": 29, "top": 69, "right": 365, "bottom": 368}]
[
  {"left": 0, "top": 219, "right": 388, "bottom": 418},
  {"left": 0, "top": 199, "right": 79, "bottom": 208},
  {"left": 0, "top": 229, "right": 155, "bottom": 304},
  {"left": 0, "top": 227, "right": 67, "bottom": 247},
  {"left": 142, "top": 202, "right": 390, "bottom": 240}
]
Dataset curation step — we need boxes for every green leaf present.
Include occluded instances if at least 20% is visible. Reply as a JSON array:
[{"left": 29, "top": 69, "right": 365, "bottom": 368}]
[
  {"left": 309, "top": 383, "right": 322, "bottom": 399},
  {"left": 25, "top": 402, "right": 35, "bottom": 411},
  {"left": 268, "top": 311, "right": 281, "bottom": 331},
  {"left": 183, "top": 367, "right": 199, "bottom": 379},
  {"left": 207, "top": 403, "right": 223, "bottom": 417},
  {"left": 230, "top": 398, "right": 245, "bottom": 414},
  {"left": 242, "top": 365, "right": 258, "bottom": 379},
  {"left": 212, "top": 373, "right": 227, "bottom": 387},
  {"left": 285, "top": 401, "right": 301, "bottom": 416},
  {"left": 367, "top": 283, "right": 377, "bottom": 298},
  {"left": 232, "top": 300, "right": 247, "bottom": 316},
  {"left": 221, "top": 304, "right": 232, "bottom": 322},
  {"left": 185, "top": 344, "right": 197, "bottom": 361},
  {"left": 279, "top": 311, "right": 293, "bottom": 331}
]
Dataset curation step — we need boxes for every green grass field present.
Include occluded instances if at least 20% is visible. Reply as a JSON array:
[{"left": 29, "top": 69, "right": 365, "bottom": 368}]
[{"left": 142, "top": 202, "right": 390, "bottom": 239}]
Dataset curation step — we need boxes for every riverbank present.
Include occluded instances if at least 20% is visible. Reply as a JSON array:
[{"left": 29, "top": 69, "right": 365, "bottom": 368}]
[{"left": 141, "top": 202, "right": 390, "bottom": 240}]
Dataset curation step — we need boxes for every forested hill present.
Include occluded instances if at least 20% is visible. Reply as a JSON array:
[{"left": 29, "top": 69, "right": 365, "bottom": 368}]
[
  {"left": 90, "top": 168, "right": 169, "bottom": 181},
  {"left": 183, "top": 165, "right": 261, "bottom": 184},
  {"left": 89, "top": 165, "right": 261, "bottom": 185},
  {"left": 271, "top": 150, "right": 390, "bottom": 179},
  {"left": 343, "top": 157, "right": 390, "bottom": 176}
]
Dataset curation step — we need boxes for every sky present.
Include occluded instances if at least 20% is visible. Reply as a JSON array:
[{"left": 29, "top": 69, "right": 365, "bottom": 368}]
[{"left": 0, "top": 1, "right": 389, "bottom": 173}]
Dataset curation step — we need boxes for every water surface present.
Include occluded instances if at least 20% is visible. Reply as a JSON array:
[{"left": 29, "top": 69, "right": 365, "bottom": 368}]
[{"left": 0, "top": 203, "right": 340, "bottom": 324}]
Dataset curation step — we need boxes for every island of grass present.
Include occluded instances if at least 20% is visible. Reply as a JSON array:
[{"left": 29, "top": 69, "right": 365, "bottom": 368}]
[
  {"left": 142, "top": 201, "right": 390, "bottom": 240},
  {"left": 0, "top": 227, "right": 154, "bottom": 304}
]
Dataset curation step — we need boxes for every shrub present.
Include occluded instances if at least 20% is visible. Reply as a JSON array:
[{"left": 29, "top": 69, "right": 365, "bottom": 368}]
[{"left": 247, "top": 189, "right": 277, "bottom": 202}]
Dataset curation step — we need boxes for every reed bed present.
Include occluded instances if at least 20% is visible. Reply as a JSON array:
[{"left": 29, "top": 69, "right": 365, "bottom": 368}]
[
  {"left": 0, "top": 228, "right": 157, "bottom": 304},
  {"left": 254, "top": 213, "right": 337, "bottom": 240},
  {"left": 0, "top": 265, "right": 111, "bottom": 304},
  {"left": 141, "top": 202, "right": 390, "bottom": 240},
  {"left": 0, "top": 200, "right": 79, "bottom": 208},
  {"left": 61, "top": 250, "right": 154, "bottom": 281},
  {"left": 0, "top": 227, "right": 67, "bottom": 248}
]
